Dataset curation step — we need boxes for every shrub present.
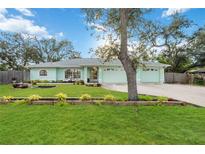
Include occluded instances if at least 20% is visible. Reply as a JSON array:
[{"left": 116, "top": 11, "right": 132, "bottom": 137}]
[
  {"left": 56, "top": 80, "right": 63, "bottom": 83},
  {"left": 31, "top": 80, "right": 49, "bottom": 84},
  {"left": 96, "top": 83, "right": 101, "bottom": 87},
  {"left": 157, "top": 96, "right": 168, "bottom": 102},
  {"left": 139, "top": 95, "right": 153, "bottom": 101},
  {"left": 80, "top": 94, "right": 91, "bottom": 101},
  {"left": 85, "top": 83, "right": 91, "bottom": 86},
  {"left": 55, "top": 102, "right": 68, "bottom": 107},
  {"left": 74, "top": 80, "right": 85, "bottom": 85},
  {"left": 24, "top": 80, "right": 31, "bottom": 83},
  {"left": 194, "top": 79, "right": 204, "bottom": 86},
  {"left": 55, "top": 93, "right": 67, "bottom": 102},
  {"left": 2, "top": 96, "right": 14, "bottom": 102},
  {"left": 104, "top": 94, "right": 116, "bottom": 101},
  {"left": 79, "top": 80, "right": 84, "bottom": 85},
  {"left": 73, "top": 81, "right": 77, "bottom": 85},
  {"left": 31, "top": 80, "right": 38, "bottom": 85},
  {"left": 93, "top": 84, "right": 98, "bottom": 87},
  {"left": 42, "top": 80, "right": 49, "bottom": 83},
  {"left": 156, "top": 96, "right": 168, "bottom": 106},
  {"left": 28, "top": 95, "right": 41, "bottom": 102},
  {"left": 85, "top": 83, "right": 101, "bottom": 87},
  {"left": 12, "top": 100, "right": 27, "bottom": 105}
]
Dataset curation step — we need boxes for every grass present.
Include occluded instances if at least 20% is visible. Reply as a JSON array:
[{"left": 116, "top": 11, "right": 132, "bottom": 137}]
[
  {"left": 0, "top": 84, "right": 165, "bottom": 101},
  {"left": 0, "top": 105, "right": 204, "bottom": 144}
]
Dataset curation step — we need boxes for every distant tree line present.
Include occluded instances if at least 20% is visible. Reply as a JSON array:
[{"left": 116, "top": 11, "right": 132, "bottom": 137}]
[{"left": 0, "top": 32, "right": 81, "bottom": 70}]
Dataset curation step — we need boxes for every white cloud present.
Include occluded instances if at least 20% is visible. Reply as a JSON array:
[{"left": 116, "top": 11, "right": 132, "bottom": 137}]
[
  {"left": 0, "top": 8, "right": 7, "bottom": 14},
  {"left": 0, "top": 9, "right": 51, "bottom": 38},
  {"left": 0, "top": 8, "right": 7, "bottom": 20},
  {"left": 162, "top": 8, "right": 190, "bottom": 17},
  {"left": 89, "top": 23, "right": 106, "bottom": 32},
  {"left": 15, "top": 8, "right": 34, "bottom": 17},
  {"left": 56, "top": 32, "right": 64, "bottom": 37}
]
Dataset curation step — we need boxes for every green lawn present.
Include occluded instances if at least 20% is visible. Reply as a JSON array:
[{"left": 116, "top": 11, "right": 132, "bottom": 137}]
[
  {"left": 0, "top": 105, "right": 204, "bottom": 144},
  {"left": 0, "top": 84, "right": 165, "bottom": 101},
  {"left": 0, "top": 84, "right": 128, "bottom": 99}
]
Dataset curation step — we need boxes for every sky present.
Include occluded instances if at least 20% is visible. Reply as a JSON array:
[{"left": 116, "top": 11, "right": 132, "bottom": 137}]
[{"left": 0, "top": 8, "right": 205, "bottom": 57}]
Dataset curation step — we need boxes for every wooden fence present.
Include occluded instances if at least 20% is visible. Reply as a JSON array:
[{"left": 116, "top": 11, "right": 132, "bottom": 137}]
[
  {"left": 0, "top": 70, "right": 30, "bottom": 84},
  {"left": 165, "top": 72, "right": 189, "bottom": 84}
]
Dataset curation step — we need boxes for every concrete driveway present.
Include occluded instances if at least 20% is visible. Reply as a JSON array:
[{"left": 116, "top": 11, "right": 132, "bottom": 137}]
[{"left": 102, "top": 84, "right": 205, "bottom": 107}]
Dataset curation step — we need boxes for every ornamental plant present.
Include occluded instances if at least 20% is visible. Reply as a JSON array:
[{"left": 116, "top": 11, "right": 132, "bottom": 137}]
[
  {"left": 28, "top": 94, "right": 41, "bottom": 102},
  {"left": 55, "top": 93, "right": 67, "bottom": 102},
  {"left": 104, "top": 94, "right": 116, "bottom": 101},
  {"left": 80, "top": 94, "right": 91, "bottom": 101},
  {"left": 157, "top": 96, "right": 168, "bottom": 105},
  {"left": 2, "top": 96, "right": 14, "bottom": 102}
]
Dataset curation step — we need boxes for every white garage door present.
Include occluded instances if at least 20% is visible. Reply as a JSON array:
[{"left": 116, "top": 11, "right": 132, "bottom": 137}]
[
  {"left": 102, "top": 67, "right": 127, "bottom": 83},
  {"left": 141, "top": 68, "right": 160, "bottom": 83}
]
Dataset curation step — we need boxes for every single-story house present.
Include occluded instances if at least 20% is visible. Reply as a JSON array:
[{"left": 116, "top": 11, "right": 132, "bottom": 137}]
[{"left": 27, "top": 58, "right": 169, "bottom": 84}]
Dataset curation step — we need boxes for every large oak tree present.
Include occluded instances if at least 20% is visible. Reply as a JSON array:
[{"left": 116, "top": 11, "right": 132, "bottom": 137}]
[{"left": 82, "top": 8, "right": 153, "bottom": 100}]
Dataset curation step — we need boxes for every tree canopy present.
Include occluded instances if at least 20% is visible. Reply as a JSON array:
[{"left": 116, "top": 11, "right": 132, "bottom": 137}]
[
  {"left": 82, "top": 8, "right": 153, "bottom": 100},
  {"left": 0, "top": 32, "right": 80, "bottom": 70},
  {"left": 83, "top": 9, "right": 152, "bottom": 65},
  {"left": 150, "top": 14, "right": 194, "bottom": 72}
]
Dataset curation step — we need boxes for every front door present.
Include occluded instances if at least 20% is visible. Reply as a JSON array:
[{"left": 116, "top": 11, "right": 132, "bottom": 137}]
[{"left": 89, "top": 67, "right": 98, "bottom": 83}]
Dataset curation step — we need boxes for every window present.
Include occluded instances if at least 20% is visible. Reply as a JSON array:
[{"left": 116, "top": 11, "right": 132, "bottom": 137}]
[
  {"left": 65, "top": 69, "right": 72, "bottom": 79},
  {"left": 73, "top": 69, "right": 81, "bottom": 79},
  {"left": 143, "top": 68, "right": 149, "bottom": 71},
  {"left": 111, "top": 68, "right": 115, "bottom": 71},
  {"left": 143, "top": 68, "right": 158, "bottom": 71},
  {"left": 39, "top": 70, "right": 47, "bottom": 76},
  {"left": 104, "top": 67, "right": 122, "bottom": 71},
  {"left": 65, "top": 69, "right": 81, "bottom": 80}
]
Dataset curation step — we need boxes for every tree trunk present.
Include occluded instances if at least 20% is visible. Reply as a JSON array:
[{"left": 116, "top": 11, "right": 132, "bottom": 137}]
[{"left": 119, "top": 8, "right": 138, "bottom": 101}]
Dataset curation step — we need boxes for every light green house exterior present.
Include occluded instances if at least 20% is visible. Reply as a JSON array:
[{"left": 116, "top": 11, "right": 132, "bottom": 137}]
[{"left": 28, "top": 58, "right": 169, "bottom": 84}]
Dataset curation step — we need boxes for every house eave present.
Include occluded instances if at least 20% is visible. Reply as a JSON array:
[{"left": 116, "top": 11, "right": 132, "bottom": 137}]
[{"left": 27, "top": 58, "right": 170, "bottom": 69}]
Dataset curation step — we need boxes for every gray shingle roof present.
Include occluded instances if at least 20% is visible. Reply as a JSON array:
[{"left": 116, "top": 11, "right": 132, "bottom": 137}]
[{"left": 27, "top": 58, "right": 169, "bottom": 68}]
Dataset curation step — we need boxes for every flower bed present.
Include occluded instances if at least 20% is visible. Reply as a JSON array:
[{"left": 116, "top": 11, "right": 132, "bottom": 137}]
[
  {"left": 0, "top": 97, "right": 193, "bottom": 106},
  {"left": 29, "top": 100, "right": 188, "bottom": 106}
]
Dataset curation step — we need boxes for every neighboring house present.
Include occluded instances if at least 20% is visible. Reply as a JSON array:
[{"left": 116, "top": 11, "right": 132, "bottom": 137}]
[
  {"left": 27, "top": 58, "right": 169, "bottom": 84},
  {"left": 188, "top": 68, "right": 205, "bottom": 77}
]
